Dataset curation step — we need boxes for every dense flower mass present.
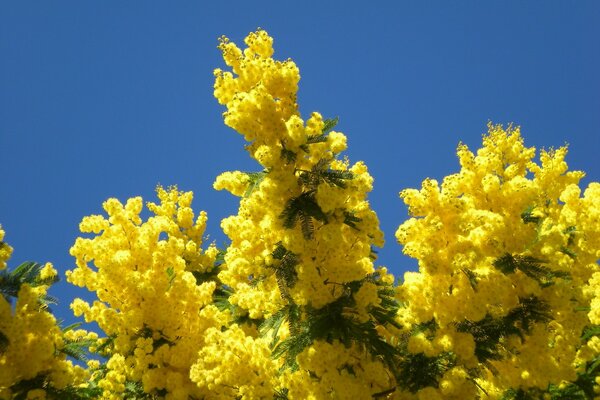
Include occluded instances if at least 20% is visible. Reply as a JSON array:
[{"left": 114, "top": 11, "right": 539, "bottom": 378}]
[
  {"left": 0, "top": 233, "right": 89, "bottom": 399},
  {"left": 1, "top": 30, "right": 599, "bottom": 400},
  {"left": 208, "top": 29, "right": 398, "bottom": 398},
  {"left": 396, "top": 124, "right": 600, "bottom": 398},
  {"left": 67, "top": 186, "right": 228, "bottom": 399}
]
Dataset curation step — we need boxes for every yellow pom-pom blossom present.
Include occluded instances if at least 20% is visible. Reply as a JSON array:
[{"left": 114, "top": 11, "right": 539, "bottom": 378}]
[
  {"left": 396, "top": 124, "right": 600, "bottom": 397},
  {"left": 208, "top": 29, "right": 399, "bottom": 397},
  {"left": 0, "top": 235, "right": 88, "bottom": 399},
  {"left": 67, "top": 187, "right": 227, "bottom": 399},
  {"left": 0, "top": 226, "right": 12, "bottom": 270},
  {"left": 189, "top": 324, "right": 278, "bottom": 399}
]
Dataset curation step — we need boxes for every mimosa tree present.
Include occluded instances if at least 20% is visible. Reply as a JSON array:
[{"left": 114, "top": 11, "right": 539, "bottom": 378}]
[{"left": 1, "top": 30, "right": 599, "bottom": 400}]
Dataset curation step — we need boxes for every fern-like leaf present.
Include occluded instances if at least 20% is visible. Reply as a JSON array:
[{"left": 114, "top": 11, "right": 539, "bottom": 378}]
[
  {"left": 493, "top": 253, "right": 569, "bottom": 287},
  {"left": 396, "top": 351, "right": 455, "bottom": 393},
  {"left": 322, "top": 117, "right": 339, "bottom": 133},
  {"left": 279, "top": 191, "right": 327, "bottom": 238},
  {"left": 0, "top": 261, "right": 58, "bottom": 305},
  {"left": 244, "top": 170, "right": 268, "bottom": 197},
  {"left": 456, "top": 296, "right": 551, "bottom": 363},
  {"left": 520, "top": 205, "right": 542, "bottom": 224},
  {"left": 270, "top": 243, "right": 300, "bottom": 302},
  {"left": 280, "top": 147, "right": 297, "bottom": 163},
  {"left": 582, "top": 325, "right": 600, "bottom": 342},
  {"left": 343, "top": 211, "right": 361, "bottom": 230},
  {"left": 0, "top": 330, "right": 8, "bottom": 353}
]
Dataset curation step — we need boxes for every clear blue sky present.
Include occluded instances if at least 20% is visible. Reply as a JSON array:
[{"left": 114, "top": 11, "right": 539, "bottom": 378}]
[{"left": 1, "top": 2, "right": 599, "bottom": 326}]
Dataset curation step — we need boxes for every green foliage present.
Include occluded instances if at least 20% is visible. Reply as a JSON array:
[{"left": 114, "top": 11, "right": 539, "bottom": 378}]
[
  {"left": 456, "top": 296, "right": 551, "bottom": 364},
  {"left": 0, "top": 330, "right": 8, "bottom": 353},
  {"left": 321, "top": 117, "right": 339, "bottom": 134},
  {"left": 493, "top": 253, "right": 570, "bottom": 287},
  {"left": 279, "top": 116, "right": 352, "bottom": 240},
  {"left": 520, "top": 205, "right": 542, "bottom": 224},
  {"left": 58, "top": 322, "right": 93, "bottom": 361},
  {"left": 501, "top": 387, "right": 546, "bottom": 400},
  {"left": 280, "top": 146, "right": 297, "bottom": 163},
  {"left": 0, "top": 261, "right": 58, "bottom": 305},
  {"left": 342, "top": 211, "right": 362, "bottom": 230},
  {"left": 462, "top": 268, "right": 479, "bottom": 291},
  {"left": 269, "top": 243, "right": 300, "bottom": 303},
  {"left": 213, "top": 285, "right": 255, "bottom": 325},
  {"left": 273, "top": 388, "right": 290, "bottom": 399},
  {"left": 270, "top": 272, "right": 401, "bottom": 375},
  {"left": 244, "top": 170, "right": 268, "bottom": 197},
  {"left": 299, "top": 117, "right": 339, "bottom": 153},
  {"left": 298, "top": 159, "right": 354, "bottom": 190},
  {"left": 396, "top": 351, "right": 455, "bottom": 393},
  {"left": 260, "top": 304, "right": 300, "bottom": 346},
  {"left": 166, "top": 266, "right": 176, "bottom": 289},
  {"left": 279, "top": 190, "right": 327, "bottom": 239},
  {"left": 582, "top": 325, "right": 600, "bottom": 342},
  {"left": 191, "top": 248, "right": 226, "bottom": 284},
  {"left": 135, "top": 325, "right": 174, "bottom": 350}
]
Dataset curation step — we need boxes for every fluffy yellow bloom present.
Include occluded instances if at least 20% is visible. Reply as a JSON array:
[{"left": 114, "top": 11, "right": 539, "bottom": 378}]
[
  {"left": 68, "top": 186, "right": 228, "bottom": 398},
  {"left": 396, "top": 124, "right": 600, "bottom": 396},
  {"left": 0, "top": 236, "right": 88, "bottom": 398},
  {"left": 0, "top": 226, "right": 12, "bottom": 270},
  {"left": 5, "top": 28, "right": 597, "bottom": 399},
  {"left": 213, "top": 29, "right": 395, "bottom": 397},
  {"left": 190, "top": 324, "right": 278, "bottom": 399}
]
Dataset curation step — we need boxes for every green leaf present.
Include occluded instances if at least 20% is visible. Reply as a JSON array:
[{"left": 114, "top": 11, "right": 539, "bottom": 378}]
[
  {"left": 281, "top": 147, "right": 297, "bottom": 163},
  {"left": 560, "top": 246, "right": 577, "bottom": 259},
  {"left": 582, "top": 325, "right": 600, "bottom": 342},
  {"left": 94, "top": 335, "right": 115, "bottom": 355},
  {"left": 462, "top": 268, "right": 479, "bottom": 291},
  {"left": 214, "top": 248, "right": 226, "bottom": 267},
  {"left": 270, "top": 243, "right": 300, "bottom": 302},
  {"left": 61, "top": 322, "right": 82, "bottom": 333},
  {"left": 520, "top": 205, "right": 542, "bottom": 224},
  {"left": 298, "top": 116, "right": 339, "bottom": 154},
  {"left": 456, "top": 296, "right": 550, "bottom": 363},
  {"left": 0, "top": 261, "right": 58, "bottom": 305},
  {"left": 272, "top": 275, "right": 401, "bottom": 375},
  {"left": 213, "top": 286, "right": 252, "bottom": 324},
  {"left": 298, "top": 161, "right": 354, "bottom": 190},
  {"left": 279, "top": 191, "right": 327, "bottom": 238},
  {"left": 322, "top": 117, "right": 339, "bottom": 134},
  {"left": 191, "top": 268, "right": 220, "bottom": 284},
  {"left": 166, "top": 266, "right": 175, "bottom": 289},
  {"left": 244, "top": 170, "right": 268, "bottom": 197},
  {"left": 343, "top": 211, "right": 361, "bottom": 230},
  {"left": 396, "top": 351, "right": 455, "bottom": 393},
  {"left": 260, "top": 304, "right": 300, "bottom": 347},
  {"left": 493, "top": 253, "right": 569, "bottom": 286},
  {"left": 60, "top": 339, "right": 94, "bottom": 361},
  {"left": 273, "top": 388, "right": 290, "bottom": 400},
  {"left": 0, "top": 329, "right": 8, "bottom": 353}
]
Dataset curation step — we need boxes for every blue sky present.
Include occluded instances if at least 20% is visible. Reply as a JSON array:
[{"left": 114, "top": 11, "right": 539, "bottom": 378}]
[{"left": 1, "top": 2, "right": 599, "bottom": 326}]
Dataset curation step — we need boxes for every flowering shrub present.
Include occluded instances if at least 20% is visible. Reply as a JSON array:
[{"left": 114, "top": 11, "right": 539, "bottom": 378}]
[{"left": 1, "top": 30, "right": 599, "bottom": 399}]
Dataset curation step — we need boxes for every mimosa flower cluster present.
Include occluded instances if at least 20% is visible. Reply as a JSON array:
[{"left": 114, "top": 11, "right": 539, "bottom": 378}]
[
  {"left": 0, "top": 30, "right": 598, "bottom": 400},
  {"left": 0, "top": 227, "right": 11, "bottom": 270},
  {"left": 208, "top": 29, "right": 398, "bottom": 398},
  {"left": 67, "top": 187, "right": 227, "bottom": 399},
  {"left": 0, "top": 230, "right": 89, "bottom": 399},
  {"left": 396, "top": 124, "right": 600, "bottom": 399}
]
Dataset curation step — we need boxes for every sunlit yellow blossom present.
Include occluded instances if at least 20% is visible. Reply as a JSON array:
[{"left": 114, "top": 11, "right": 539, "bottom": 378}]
[
  {"left": 396, "top": 124, "right": 599, "bottom": 396},
  {"left": 0, "top": 237, "right": 88, "bottom": 398},
  {"left": 0, "top": 226, "right": 12, "bottom": 270},
  {"left": 68, "top": 186, "right": 227, "bottom": 398},
  {"left": 212, "top": 29, "right": 395, "bottom": 397}
]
